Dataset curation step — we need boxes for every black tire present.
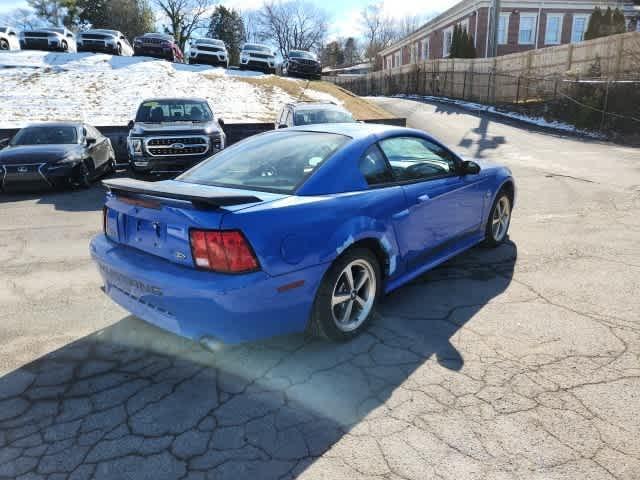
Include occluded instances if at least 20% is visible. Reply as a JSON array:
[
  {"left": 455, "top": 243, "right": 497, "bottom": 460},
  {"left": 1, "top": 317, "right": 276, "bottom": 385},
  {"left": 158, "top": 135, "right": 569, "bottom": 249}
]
[
  {"left": 483, "top": 190, "right": 512, "bottom": 247},
  {"left": 0, "top": 39, "right": 9, "bottom": 51},
  {"left": 309, "top": 247, "right": 381, "bottom": 342},
  {"left": 61, "top": 40, "right": 68, "bottom": 52},
  {"left": 74, "top": 162, "right": 92, "bottom": 189},
  {"left": 116, "top": 43, "right": 122, "bottom": 56}
]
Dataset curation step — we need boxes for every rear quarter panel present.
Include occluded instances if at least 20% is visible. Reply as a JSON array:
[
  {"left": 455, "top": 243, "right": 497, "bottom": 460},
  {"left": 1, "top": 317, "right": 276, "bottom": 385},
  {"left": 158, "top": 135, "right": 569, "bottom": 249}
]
[{"left": 221, "top": 187, "right": 407, "bottom": 280}]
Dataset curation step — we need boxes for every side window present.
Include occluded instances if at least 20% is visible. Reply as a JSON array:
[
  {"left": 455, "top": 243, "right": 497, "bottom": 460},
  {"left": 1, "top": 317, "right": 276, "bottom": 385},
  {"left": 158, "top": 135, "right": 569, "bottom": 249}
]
[
  {"left": 379, "top": 136, "right": 458, "bottom": 182},
  {"left": 285, "top": 109, "right": 293, "bottom": 126},
  {"left": 359, "top": 145, "right": 394, "bottom": 186}
]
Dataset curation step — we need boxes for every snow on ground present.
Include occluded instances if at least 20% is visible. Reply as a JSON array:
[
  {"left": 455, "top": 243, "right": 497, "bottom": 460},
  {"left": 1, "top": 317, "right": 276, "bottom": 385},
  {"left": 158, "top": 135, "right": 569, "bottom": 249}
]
[
  {"left": 0, "top": 51, "right": 341, "bottom": 128},
  {"left": 381, "top": 94, "right": 605, "bottom": 139}
]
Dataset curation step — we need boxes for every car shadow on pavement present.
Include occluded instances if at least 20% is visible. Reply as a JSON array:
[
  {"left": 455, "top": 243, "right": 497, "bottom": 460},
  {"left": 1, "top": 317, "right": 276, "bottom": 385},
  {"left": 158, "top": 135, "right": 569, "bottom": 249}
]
[
  {"left": 0, "top": 241, "right": 516, "bottom": 479},
  {"left": 0, "top": 169, "right": 129, "bottom": 212},
  {"left": 0, "top": 185, "right": 106, "bottom": 212}
]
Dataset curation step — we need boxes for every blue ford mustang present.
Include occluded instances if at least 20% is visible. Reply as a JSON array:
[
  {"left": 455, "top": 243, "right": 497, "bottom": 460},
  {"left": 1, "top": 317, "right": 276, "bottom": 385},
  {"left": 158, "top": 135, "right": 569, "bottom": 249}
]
[{"left": 91, "top": 123, "right": 515, "bottom": 345}]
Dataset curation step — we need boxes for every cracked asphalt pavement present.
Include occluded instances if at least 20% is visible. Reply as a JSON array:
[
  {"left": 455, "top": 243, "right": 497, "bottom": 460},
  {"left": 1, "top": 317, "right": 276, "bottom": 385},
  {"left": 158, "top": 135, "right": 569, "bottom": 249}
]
[{"left": 1, "top": 97, "right": 639, "bottom": 479}]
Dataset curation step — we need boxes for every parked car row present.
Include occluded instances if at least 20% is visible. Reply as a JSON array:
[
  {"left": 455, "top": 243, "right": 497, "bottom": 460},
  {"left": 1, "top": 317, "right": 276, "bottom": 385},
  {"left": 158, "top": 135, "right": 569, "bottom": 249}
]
[
  {"left": 1, "top": 23, "right": 323, "bottom": 78},
  {"left": 0, "top": 98, "right": 358, "bottom": 189}
]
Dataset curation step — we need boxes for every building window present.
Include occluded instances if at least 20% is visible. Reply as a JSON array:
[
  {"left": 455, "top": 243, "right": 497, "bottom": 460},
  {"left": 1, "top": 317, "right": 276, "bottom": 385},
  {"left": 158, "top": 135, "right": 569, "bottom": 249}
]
[
  {"left": 519, "top": 14, "right": 537, "bottom": 44},
  {"left": 545, "top": 13, "right": 563, "bottom": 45},
  {"left": 498, "top": 13, "right": 510, "bottom": 44},
  {"left": 571, "top": 14, "right": 589, "bottom": 43},
  {"left": 410, "top": 42, "right": 418, "bottom": 63},
  {"left": 421, "top": 37, "right": 430, "bottom": 60},
  {"left": 443, "top": 27, "right": 453, "bottom": 57},
  {"left": 394, "top": 51, "right": 401, "bottom": 67}
]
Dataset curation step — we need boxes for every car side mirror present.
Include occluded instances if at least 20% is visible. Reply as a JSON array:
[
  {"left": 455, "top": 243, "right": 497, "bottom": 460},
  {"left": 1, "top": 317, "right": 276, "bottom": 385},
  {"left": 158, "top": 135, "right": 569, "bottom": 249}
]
[
  {"left": 461, "top": 160, "right": 480, "bottom": 175},
  {"left": 218, "top": 118, "right": 225, "bottom": 128},
  {"left": 278, "top": 124, "right": 288, "bottom": 129},
  {"left": 86, "top": 137, "right": 96, "bottom": 145},
  {"left": 0, "top": 137, "right": 10, "bottom": 148},
  {"left": 127, "top": 120, "right": 134, "bottom": 130}
]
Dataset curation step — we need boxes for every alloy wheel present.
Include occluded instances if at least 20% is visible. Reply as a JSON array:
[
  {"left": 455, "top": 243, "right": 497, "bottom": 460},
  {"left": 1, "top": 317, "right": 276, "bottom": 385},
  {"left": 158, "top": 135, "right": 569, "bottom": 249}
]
[
  {"left": 491, "top": 196, "right": 511, "bottom": 242},
  {"left": 331, "top": 259, "right": 376, "bottom": 332}
]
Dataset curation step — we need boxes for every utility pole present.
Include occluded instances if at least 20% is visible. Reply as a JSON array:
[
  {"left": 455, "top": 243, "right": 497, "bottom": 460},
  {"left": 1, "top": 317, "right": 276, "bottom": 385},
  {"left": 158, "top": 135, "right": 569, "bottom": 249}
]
[{"left": 488, "top": 0, "right": 501, "bottom": 57}]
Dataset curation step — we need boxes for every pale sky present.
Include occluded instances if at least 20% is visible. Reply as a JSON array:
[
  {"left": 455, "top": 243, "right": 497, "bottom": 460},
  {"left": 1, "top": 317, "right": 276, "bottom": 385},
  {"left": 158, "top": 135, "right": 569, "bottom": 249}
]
[{"left": 0, "top": 0, "right": 459, "bottom": 40}]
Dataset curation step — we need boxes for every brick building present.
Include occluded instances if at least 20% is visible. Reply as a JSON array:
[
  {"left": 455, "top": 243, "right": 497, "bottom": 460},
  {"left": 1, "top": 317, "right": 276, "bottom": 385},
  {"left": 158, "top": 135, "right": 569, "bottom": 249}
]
[{"left": 381, "top": 0, "right": 639, "bottom": 69}]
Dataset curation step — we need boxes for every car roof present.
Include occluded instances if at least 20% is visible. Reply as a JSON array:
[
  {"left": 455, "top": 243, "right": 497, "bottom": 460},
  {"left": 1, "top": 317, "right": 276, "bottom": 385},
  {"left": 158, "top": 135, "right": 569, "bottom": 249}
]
[
  {"left": 84, "top": 29, "right": 119, "bottom": 34},
  {"left": 23, "top": 122, "right": 83, "bottom": 129},
  {"left": 287, "top": 122, "right": 414, "bottom": 139},
  {"left": 290, "top": 102, "right": 347, "bottom": 112},
  {"left": 139, "top": 97, "right": 210, "bottom": 104},
  {"left": 195, "top": 38, "right": 223, "bottom": 44}
]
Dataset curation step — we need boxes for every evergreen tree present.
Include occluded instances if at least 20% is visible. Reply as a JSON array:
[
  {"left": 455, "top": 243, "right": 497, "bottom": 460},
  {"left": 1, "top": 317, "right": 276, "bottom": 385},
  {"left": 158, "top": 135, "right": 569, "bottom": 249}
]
[
  {"left": 585, "top": 7, "right": 602, "bottom": 40},
  {"left": 207, "top": 5, "right": 245, "bottom": 65},
  {"left": 465, "top": 34, "right": 477, "bottom": 58},
  {"left": 449, "top": 24, "right": 460, "bottom": 57},
  {"left": 612, "top": 9, "right": 627, "bottom": 34},
  {"left": 602, "top": 7, "right": 613, "bottom": 36},
  {"left": 585, "top": 7, "right": 627, "bottom": 40}
]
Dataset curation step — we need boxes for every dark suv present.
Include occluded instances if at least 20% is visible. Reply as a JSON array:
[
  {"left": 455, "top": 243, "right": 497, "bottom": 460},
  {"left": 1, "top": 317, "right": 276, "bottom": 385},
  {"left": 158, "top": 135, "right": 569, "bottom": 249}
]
[
  {"left": 127, "top": 98, "right": 226, "bottom": 176},
  {"left": 133, "top": 33, "right": 184, "bottom": 62},
  {"left": 281, "top": 50, "right": 322, "bottom": 79}
]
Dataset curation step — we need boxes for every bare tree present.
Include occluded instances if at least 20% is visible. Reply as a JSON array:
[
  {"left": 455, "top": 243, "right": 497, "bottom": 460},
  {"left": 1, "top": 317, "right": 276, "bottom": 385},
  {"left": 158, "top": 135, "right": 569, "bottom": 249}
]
[
  {"left": 0, "top": 8, "right": 43, "bottom": 30},
  {"left": 258, "top": 0, "right": 328, "bottom": 57},
  {"left": 154, "top": 0, "right": 213, "bottom": 51},
  {"left": 242, "top": 9, "right": 264, "bottom": 44},
  {"left": 360, "top": 2, "right": 397, "bottom": 60}
]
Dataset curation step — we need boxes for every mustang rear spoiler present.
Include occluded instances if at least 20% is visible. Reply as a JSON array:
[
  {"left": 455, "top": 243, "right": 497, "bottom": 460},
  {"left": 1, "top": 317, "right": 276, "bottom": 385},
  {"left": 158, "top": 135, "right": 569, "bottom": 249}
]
[{"left": 102, "top": 178, "right": 262, "bottom": 209}]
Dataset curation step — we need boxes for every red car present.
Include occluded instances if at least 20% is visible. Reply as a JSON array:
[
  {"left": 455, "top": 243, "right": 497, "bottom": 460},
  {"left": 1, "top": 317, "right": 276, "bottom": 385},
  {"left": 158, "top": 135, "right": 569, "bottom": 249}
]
[{"left": 132, "top": 33, "right": 184, "bottom": 63}]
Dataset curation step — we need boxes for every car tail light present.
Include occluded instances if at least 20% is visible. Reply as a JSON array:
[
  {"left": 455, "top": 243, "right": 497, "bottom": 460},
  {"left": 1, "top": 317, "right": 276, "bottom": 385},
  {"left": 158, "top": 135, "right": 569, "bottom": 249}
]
[{"left": 189, "top": 229, "right": 259, "bottom": 273}]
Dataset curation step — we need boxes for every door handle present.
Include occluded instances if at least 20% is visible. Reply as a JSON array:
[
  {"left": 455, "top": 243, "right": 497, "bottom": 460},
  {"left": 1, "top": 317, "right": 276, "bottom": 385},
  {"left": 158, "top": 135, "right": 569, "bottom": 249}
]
[{"left": 417, "top": 194, "right": 431, "bottom": 203}]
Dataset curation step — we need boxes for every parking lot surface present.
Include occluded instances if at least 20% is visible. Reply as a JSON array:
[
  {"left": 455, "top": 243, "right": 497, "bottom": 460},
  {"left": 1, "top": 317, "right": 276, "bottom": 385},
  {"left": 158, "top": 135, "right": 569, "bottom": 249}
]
[{"left": 0, "top": 98, "right": 639, "bottom": 479}]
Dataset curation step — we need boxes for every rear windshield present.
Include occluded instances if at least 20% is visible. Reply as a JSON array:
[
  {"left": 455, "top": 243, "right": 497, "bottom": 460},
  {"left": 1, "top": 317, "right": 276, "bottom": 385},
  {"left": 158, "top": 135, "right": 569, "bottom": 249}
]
[
  {"left": 178, "top": 131, "right": 349, "bottom": 193},
  {"left": 136, "top": 100, "right": 213, "bottom": 122},
  {"left": 294, "top": 109, "right": 355, "bottom": 126},
  {"left": 11, "top": 126, "right": 78, "bottom": 145}
]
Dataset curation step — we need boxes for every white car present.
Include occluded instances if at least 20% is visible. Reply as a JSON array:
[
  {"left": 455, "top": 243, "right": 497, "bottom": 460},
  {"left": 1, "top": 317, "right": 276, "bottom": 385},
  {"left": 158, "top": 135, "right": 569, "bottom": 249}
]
[
  {"left": 189, "top": 38, "right": 228, "bottom": 67},
  {"left": 20, "top": 27, "right": 77, "bottom": 52},
  {"left": 77, "top": 29, "right": 133, "bottom": 56},
  {"left": 0, "top": 27, "right": 20, "bottom": 51},
  {"left": 239, "top": 43, "right": 276, "bottom": 74}
]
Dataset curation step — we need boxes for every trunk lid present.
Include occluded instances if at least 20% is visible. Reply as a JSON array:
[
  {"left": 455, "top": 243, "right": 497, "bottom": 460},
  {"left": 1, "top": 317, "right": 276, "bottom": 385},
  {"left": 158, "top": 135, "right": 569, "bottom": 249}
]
[{"left": 103, "top": 179, "right": 286, "bottom": 268}]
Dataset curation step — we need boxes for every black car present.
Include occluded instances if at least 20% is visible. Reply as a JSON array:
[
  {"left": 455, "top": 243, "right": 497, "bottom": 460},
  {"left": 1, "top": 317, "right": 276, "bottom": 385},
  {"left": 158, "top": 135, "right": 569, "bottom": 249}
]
[
  {"left": 281, "top": 50, "right": 322, "bottom": 80},
  {"left": 0, "top": 123, "right": 115, "bottom": 191}
]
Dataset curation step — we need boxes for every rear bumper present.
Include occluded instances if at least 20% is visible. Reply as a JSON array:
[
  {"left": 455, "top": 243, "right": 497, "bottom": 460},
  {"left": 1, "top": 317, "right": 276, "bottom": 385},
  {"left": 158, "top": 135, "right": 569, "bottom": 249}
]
[{"left": 90, "top": 234, "right": 326, "bottom": 344}]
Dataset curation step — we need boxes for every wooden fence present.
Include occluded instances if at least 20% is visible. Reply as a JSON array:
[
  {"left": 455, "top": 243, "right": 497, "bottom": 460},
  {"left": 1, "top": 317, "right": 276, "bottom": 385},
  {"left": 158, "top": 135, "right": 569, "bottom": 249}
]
[{"left": 326, "top": 32, "right": 640, "bottom": 106}]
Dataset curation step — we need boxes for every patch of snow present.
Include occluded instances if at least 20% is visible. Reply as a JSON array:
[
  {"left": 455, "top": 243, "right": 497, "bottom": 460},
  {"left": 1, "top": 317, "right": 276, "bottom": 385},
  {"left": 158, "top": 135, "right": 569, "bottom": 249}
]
[
  {"left": 0, "top": 51, "right": 340, "bottom": 128},
  {"left": 382, "top": 93, "right": 605, "bottom": 139}
]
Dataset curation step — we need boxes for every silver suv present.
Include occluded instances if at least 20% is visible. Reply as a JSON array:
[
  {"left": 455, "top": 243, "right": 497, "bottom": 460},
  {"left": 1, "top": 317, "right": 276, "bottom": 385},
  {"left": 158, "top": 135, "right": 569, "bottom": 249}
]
[
  {"left": 189, "top": 38, "right": 228, "bottom": 67},
  {"left": 20, "top": 27, "right": 76, "bottom": 52},
  {"left": 239, "top": 43, "right": 276, "bottom": 74},
  {"left": 77, "top": 29, "right": 133, "bottom": 56}
]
